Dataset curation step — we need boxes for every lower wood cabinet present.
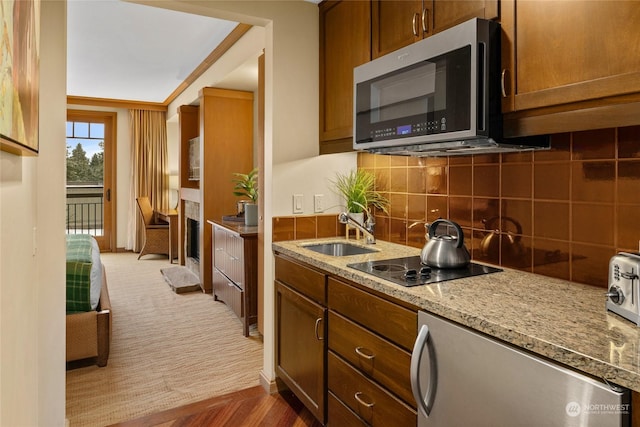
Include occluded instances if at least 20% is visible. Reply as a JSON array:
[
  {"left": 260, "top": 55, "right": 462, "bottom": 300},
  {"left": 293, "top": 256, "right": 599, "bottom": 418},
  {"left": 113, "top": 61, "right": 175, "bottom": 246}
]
[
  {"left": 275, "top": 255, "right": 327, "bottom": 424},
  {"left": 275, "top": 281, "right": 326, "bottom": 423},
  {"left": 327, "top": 277, "right": 417, "bottom": 426},
  {"left": 274, "top": 253, "right": 418, "bottom": 426}
]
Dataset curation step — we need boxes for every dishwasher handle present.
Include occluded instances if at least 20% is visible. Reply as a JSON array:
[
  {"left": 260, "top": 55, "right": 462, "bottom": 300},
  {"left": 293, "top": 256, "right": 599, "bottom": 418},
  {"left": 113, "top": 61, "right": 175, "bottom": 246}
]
[{"left": 411, "top": 323, "right": 437, "bottom": 418}]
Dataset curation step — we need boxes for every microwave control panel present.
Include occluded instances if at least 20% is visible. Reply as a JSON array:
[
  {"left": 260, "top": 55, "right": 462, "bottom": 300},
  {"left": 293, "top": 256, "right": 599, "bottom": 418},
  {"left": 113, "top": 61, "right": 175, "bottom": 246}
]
[{"left": 371, "top": 117, "right": 447, "bottom": 141}]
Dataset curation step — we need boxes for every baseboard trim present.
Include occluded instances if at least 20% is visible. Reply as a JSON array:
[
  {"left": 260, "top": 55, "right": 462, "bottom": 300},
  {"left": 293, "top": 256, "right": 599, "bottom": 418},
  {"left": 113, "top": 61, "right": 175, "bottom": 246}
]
[{"left": 259, "top": 370, "right": 279, "bottom": 394}]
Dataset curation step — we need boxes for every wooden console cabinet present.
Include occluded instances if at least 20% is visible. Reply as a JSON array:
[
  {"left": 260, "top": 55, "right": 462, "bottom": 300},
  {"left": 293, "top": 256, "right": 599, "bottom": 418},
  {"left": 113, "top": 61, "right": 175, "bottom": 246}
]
[{"left": 209, "top": 220, "right": 258, "bottom": 337}]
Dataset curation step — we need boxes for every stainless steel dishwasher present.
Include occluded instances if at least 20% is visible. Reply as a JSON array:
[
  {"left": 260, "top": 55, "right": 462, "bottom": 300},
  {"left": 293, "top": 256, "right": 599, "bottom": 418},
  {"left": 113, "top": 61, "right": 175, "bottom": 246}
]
[{"left": 411, "top": 311, "right": 630, "bottom": 427}]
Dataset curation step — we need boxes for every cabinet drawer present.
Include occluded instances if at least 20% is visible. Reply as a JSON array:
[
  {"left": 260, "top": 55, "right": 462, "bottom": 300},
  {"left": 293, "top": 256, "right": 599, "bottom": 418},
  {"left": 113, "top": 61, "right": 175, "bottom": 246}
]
[
  {"left": 328, "top": 277, "right": 417, "bottom": 350},
  {"left": 275, "top": 255, "right": 326, "bottom": 304},
  {"left": 328, "top": 351, "right": 416, "bottom": 427},
  {"left": 328, "top": 311, "right": 414, "bottom": 406},
  {"left": 327, "top": 391, "right": 367, "bottom": 427},
  {"left": 213, "top": 269, "right": 243, "bottom": 318}
]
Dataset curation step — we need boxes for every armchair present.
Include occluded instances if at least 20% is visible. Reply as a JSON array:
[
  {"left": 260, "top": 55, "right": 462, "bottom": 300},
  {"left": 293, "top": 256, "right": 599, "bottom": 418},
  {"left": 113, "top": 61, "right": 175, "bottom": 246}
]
[{"left": 136, "top": 196, "right": 169, "bottom": 260}]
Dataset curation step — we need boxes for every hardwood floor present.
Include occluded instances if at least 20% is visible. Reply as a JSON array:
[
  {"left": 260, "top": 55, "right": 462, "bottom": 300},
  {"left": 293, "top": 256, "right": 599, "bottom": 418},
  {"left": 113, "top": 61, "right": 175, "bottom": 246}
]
[{"left": 108, "top": 386, "right": 323, "bottom": 427}]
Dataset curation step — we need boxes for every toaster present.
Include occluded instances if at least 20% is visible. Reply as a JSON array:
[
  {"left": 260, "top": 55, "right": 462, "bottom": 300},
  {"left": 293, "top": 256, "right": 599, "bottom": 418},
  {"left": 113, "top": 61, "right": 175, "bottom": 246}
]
[{"left": 606, "top": 252, "right": 640, "bottom": 325}]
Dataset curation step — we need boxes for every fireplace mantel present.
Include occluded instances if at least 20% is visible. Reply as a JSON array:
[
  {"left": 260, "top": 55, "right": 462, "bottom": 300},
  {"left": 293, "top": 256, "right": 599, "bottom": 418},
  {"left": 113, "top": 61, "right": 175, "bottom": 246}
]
[{"left": 180, "top": 187, "right": 200, "bottom": 203}]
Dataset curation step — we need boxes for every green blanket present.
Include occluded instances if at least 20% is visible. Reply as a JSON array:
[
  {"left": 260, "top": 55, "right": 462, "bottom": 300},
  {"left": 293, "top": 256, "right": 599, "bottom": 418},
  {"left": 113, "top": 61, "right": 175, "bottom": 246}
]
[{"left": 66, "top": 235, "right": 94, "bottom": 313}]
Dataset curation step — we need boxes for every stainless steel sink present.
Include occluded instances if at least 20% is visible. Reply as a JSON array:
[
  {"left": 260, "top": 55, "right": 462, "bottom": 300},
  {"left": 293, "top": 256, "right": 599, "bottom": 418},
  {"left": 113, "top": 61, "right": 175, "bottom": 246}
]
[{"left": 303, "top": 242, "right": 377, "bottom": 256}]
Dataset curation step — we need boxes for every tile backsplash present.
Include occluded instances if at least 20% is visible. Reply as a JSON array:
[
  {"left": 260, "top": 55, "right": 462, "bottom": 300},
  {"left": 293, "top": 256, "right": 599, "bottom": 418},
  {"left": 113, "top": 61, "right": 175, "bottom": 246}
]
[
  {"left": 359, "top": 125, "right": 640, "bottom": 287},
  {"left": 273, "top": 125, "right": 640, "bottom": 288}
]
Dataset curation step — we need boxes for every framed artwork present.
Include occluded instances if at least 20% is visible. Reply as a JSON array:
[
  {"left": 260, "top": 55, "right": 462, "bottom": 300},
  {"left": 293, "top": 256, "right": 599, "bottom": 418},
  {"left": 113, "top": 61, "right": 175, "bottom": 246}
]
[{"left": 0, "top": 0, "right": 40, "bottom": 156}]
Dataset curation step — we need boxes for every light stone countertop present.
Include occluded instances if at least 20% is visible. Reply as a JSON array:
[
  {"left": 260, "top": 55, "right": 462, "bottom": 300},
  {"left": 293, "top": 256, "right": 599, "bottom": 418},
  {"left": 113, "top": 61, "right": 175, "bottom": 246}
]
[{"left": 273, "top": 237, "right": 640, "bottom": 393}]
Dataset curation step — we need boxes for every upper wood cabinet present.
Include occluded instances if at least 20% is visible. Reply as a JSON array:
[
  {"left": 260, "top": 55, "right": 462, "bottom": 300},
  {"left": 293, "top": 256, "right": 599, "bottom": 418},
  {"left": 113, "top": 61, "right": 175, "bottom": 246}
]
[
  {"left": 372, "top": 0, "right": 427, "bottom": 58},
  {"left": 372, "top": 0, "right": 499, "bottom": 59},
  {"left": 501, "top": 0, "right": 640, "bottom": 115},
  {"left": 433, "top": 0, "right": 498, "bottom": 33},
  {"left": 319, "top": 0, "right": 371, "bottom": 154}
]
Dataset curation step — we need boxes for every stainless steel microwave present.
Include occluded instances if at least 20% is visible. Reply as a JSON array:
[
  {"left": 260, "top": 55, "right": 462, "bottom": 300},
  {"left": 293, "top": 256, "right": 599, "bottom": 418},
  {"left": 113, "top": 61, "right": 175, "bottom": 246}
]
[{"left": 353, "top": 18, "right": 549, "bottom": 156}]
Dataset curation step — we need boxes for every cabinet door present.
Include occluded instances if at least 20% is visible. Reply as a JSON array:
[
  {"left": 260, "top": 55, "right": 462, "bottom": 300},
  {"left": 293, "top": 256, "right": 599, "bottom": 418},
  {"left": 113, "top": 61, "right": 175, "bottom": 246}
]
[
  {"left": 319, "top": 0, "right": 371, "bottom": 154},
  {"left": 275, "top": 281, "right": 326, "bottom": 424},
  {"left": 502, "top": 0, "right": 640, "bottom": 113},
  {"left": 433, "top": 0, "right": 498, "bottom": 33},
  {"left": 372, "top": 0, "right": 498, "bottom": 60},
  {"left": 372, "top": 0, "right": 425, "bottom": 59}
]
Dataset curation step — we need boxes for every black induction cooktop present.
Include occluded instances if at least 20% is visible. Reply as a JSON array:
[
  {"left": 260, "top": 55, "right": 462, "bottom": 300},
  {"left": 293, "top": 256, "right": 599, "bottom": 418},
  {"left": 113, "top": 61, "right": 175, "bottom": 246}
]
[{"left": 347, "top": 256, "right": 502, "bottom": 287}]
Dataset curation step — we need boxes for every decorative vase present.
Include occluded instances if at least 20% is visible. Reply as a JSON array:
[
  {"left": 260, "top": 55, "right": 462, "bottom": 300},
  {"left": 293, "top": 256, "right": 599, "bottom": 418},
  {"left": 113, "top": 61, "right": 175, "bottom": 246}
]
[
  {"left": 244, "top": 203, "right": 258, "bottom": 226},
  {"left": 348, "top": 211, "right": 365, "bottom": 226}
]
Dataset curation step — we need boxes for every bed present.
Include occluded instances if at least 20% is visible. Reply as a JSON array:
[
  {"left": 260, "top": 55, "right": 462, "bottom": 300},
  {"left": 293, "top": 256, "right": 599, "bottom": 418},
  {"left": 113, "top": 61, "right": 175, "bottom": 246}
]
[{"left": 65, "top": 234, "right": 111, "bottom": 367}]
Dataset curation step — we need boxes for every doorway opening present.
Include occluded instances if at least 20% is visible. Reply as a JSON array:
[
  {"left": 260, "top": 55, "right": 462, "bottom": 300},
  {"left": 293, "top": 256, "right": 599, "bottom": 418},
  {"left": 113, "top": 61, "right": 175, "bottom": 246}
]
[{"left": 66, "top": 110, "right": 116, "bottom": 252}]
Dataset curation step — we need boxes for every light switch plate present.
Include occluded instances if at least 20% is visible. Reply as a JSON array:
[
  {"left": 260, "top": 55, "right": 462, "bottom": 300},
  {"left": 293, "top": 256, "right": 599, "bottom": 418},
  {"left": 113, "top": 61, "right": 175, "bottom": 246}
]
[
  {"left": 314, "top": 194, "right": 324, "bottom": 213},
  {"left": 293, "top": 194, "right": 304, "bottom": 214}
]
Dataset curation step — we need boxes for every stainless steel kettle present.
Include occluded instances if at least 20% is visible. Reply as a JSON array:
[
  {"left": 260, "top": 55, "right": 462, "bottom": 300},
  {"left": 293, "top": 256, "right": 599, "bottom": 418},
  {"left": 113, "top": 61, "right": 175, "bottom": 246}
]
[{"left": 420, "top": 219, "right": 471, "bottom": 269}]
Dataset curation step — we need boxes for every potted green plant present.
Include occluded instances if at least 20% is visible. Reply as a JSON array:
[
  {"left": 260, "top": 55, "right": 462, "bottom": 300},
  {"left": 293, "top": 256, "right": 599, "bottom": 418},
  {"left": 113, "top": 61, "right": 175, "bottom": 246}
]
[
  {"left": 232, "top": 167, "right": 258, "bottom": 226},
  {"left": 332, "top": 169, "right": 389, "bottom": 224}
]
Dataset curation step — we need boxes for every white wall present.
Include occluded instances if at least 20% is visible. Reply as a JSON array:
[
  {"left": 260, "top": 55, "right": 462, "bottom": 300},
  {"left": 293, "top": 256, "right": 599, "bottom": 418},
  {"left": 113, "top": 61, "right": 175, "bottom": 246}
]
[
  {"left": 0, "top": 1, "right": 67, "bottom": 425},
  {"left": 156, "top": 0, "right": 357, "bottom": 388},
  {"left": 272, "top": 152, "right": 357, "bottom": 216},
  {"left": 0, "top": 2, "right": 357, "bottom": 424}
]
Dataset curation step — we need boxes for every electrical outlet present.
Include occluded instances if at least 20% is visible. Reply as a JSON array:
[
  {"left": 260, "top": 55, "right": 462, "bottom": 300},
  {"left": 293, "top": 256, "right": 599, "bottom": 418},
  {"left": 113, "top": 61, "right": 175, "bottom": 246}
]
[
  {"left": 293, "top": 194, "right": 304, "bottom": 214},
  {"left": 314, "top": 194, "right": 324, "bottom": 213}
]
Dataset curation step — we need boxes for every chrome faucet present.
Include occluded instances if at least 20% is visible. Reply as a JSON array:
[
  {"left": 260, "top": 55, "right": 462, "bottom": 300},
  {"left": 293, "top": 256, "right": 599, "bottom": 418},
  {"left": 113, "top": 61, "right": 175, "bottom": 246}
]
[{"left": 339, "top": 212, "right": 376, "bottom": 244}]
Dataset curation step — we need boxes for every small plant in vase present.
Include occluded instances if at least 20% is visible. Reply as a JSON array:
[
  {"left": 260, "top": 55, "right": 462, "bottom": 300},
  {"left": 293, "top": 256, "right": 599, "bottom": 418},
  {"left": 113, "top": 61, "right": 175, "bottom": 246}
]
[
  {"left": 332, "top": 169, "right": 389, "bottom": 225},
  {"left": 232, "top": 167, "right": 258, "bottom": 226}
]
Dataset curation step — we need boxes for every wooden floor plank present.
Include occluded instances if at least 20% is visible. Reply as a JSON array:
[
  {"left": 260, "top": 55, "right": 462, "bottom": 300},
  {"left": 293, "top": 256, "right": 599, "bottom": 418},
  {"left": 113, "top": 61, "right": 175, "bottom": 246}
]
[{"left": 107, "top": 386, "right": 323, "bottom": 427}]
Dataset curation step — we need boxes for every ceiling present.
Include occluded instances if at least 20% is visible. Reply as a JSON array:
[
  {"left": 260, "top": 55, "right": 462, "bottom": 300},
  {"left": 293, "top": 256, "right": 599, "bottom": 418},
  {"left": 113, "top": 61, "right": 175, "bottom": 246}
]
[{"left": 66, "top": 0, "right": 246, "bottom": 104}]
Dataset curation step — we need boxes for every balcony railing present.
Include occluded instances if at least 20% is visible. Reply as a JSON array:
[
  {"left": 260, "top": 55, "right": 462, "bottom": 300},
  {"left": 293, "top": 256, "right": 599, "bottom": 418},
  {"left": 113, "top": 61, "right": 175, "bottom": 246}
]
[{"left": 66, "top": 184, "right": 103, "bottom": 236}]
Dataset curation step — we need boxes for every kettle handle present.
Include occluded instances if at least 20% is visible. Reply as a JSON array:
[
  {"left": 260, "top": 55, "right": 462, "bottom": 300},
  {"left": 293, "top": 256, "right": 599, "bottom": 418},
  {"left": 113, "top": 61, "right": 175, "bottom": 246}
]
[
  {"left": 428, "top": 219, "right": 465, "bottom": 249},
  {"left": 483, "top": 216, "right": 523, "bottom": 242}
]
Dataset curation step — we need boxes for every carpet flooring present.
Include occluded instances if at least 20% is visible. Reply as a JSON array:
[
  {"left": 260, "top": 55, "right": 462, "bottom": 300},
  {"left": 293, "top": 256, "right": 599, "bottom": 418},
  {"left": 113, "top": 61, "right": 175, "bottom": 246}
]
[{"left": 65, "top": 252, "right": 263, "bottom": 427}]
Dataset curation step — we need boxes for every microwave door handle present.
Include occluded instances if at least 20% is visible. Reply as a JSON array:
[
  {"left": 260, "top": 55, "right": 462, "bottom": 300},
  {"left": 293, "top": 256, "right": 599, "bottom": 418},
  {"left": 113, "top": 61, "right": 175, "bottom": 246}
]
[
  {"left": 411, "top": 324, "right": 437, "bottom": 418},
  {"left": 478, "top": 42, "right": 487, "bottom": 132}
]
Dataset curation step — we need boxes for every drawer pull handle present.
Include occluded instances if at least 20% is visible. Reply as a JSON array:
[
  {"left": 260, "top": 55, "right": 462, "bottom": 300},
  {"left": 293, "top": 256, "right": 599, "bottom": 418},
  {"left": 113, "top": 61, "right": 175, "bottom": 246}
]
[
  {"left": 314, "top": 317, "right": 324, "bottom": 341},
  {"left": 354, "top": 392, "right": 375, "bottom": 408},
  {"left": 355, "top": 346, "right": 375, "bottom": 360}
]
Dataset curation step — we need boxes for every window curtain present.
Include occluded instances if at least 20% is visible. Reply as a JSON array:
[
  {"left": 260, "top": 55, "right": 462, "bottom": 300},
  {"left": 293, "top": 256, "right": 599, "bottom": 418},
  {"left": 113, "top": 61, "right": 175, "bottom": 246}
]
[{"left": 126, "top": 109, "right": 169, "bottom": 252}]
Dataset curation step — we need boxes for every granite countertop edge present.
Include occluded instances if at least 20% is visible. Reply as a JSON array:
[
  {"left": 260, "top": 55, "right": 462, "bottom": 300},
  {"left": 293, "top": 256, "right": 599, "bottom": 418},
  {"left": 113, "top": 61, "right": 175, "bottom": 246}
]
[{"left": 273, "top": 237, "right": 640, "bottom": 393}]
